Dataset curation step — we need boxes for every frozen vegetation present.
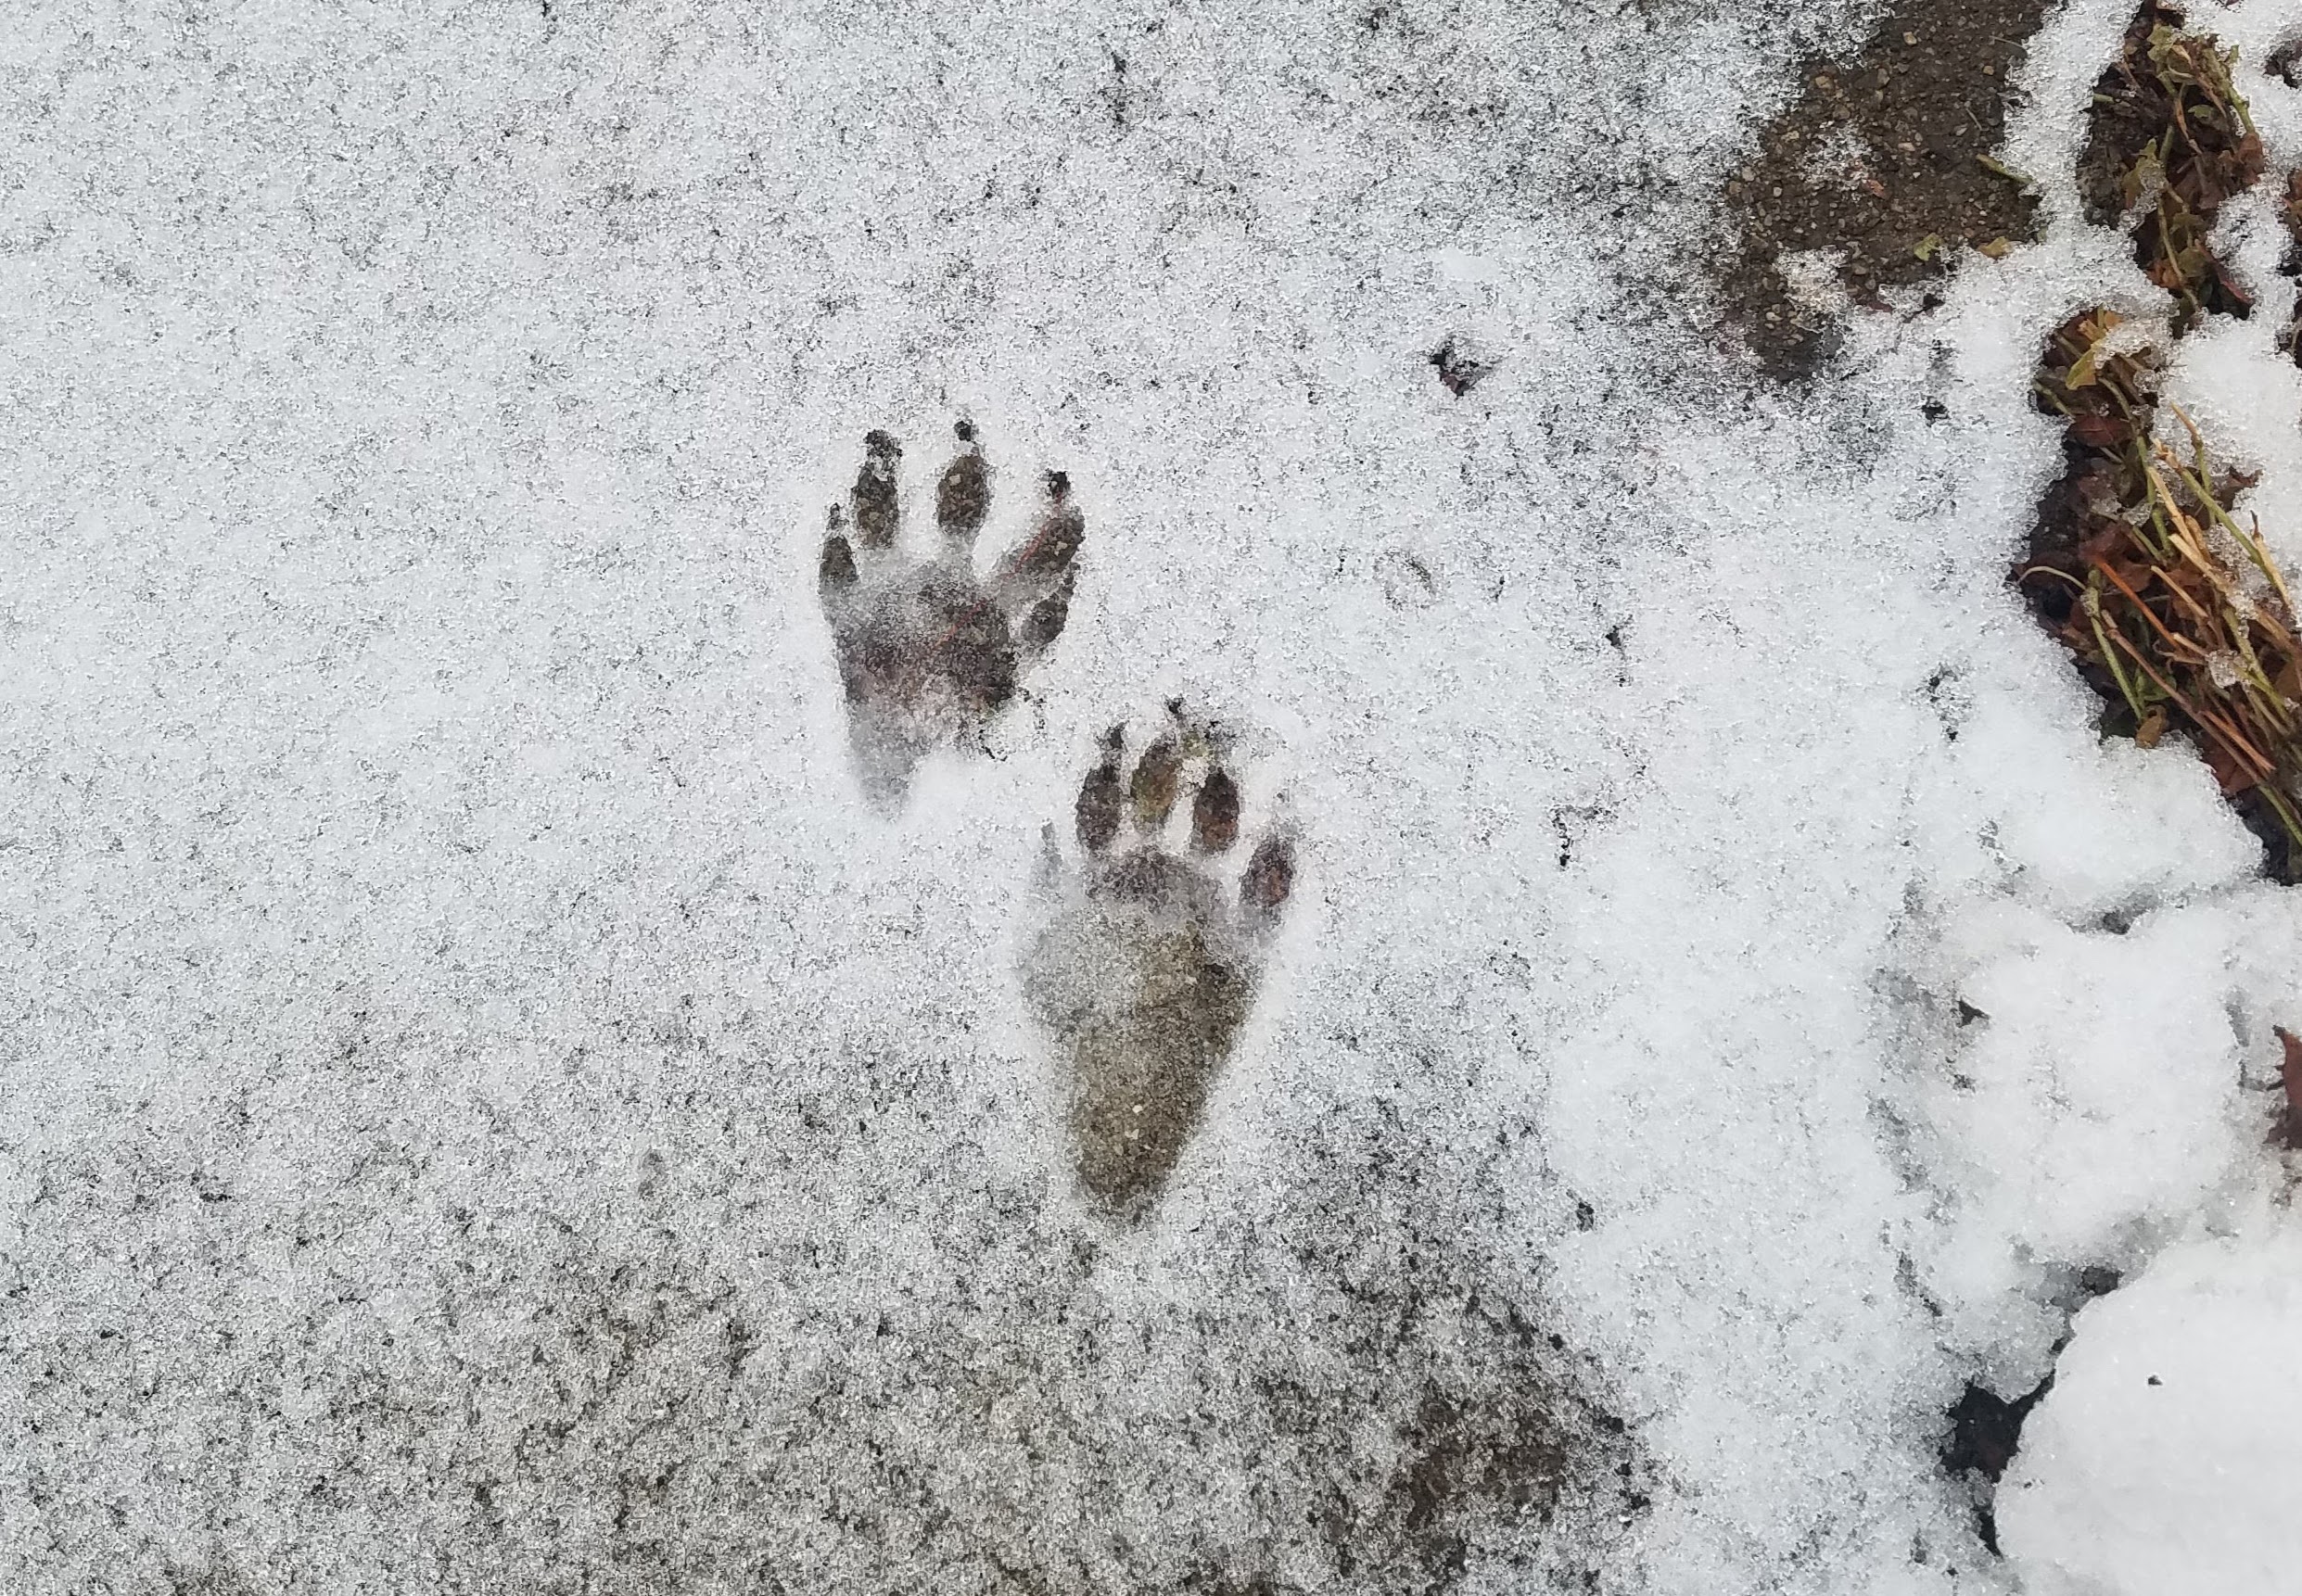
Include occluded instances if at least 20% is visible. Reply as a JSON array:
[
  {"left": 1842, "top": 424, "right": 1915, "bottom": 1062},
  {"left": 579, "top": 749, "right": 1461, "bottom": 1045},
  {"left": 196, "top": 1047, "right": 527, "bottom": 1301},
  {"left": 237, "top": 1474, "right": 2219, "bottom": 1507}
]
[{"left": 4, "top": 0, "right": 2301, "bottom": 1591}]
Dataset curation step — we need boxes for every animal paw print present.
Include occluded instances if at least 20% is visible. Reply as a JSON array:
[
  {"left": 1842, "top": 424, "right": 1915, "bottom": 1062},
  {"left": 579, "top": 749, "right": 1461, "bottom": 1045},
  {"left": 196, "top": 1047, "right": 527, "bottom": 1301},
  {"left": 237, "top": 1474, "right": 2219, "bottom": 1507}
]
[
  {"left": 1020, "top": 707, "right": 1297, "bottom": 1216},
  {"left": 818, "top": 424, "right": 1085, "bottom": 804}
]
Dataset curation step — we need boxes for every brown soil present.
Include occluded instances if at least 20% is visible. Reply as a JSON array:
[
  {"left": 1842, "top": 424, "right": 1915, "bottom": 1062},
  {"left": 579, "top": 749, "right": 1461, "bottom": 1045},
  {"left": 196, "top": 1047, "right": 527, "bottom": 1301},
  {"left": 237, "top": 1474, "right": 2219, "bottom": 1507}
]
[
  {"left": 2272, "top": 36, "right": 2302, "bottom": 91},
  {"left": 1723, "top": 0, "right": 2051, "bottom": 378},
  {"left": 1942, "top": 1374, "right": 2053, "bottom": 1552}
]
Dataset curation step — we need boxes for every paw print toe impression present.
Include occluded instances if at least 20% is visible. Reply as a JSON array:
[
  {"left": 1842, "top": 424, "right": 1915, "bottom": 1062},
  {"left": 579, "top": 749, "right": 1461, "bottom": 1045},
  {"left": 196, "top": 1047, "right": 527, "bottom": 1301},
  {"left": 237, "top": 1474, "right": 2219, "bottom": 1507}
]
[
  {"left": 819, "top": 424, "right": 1085, "bottom": 804},
  {"left": 1022, "top": 708, "right": 1297, "bottom": 1217}
]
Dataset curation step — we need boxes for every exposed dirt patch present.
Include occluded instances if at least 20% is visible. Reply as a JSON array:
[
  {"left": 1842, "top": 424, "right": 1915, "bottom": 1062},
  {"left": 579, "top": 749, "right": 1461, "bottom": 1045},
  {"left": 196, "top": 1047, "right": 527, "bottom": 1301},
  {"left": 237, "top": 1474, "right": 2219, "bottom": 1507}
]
[
  {"left": 2273, "top": 36, "right": 2302, "bottom": 92},
  {"left": 1942, "top": 1374, "right": 2053, "bottom": 1552},
  {"left": 1723, "top": 0, "right": 2050, "bottom": 378}
]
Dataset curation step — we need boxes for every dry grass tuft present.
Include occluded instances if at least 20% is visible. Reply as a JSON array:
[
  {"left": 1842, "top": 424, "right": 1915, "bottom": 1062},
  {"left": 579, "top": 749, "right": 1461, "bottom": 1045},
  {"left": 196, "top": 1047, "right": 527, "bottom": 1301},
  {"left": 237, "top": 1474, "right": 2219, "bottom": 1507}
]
[
  {"left": 2023, "top": 310, "right": 2302, "bottom": 872},
  {"left": 2078, "top": 2, "right": 2263, "bottom": 332},
  {"left": 2024, "top": 21, "right": 2302, "bottom": 1147}
]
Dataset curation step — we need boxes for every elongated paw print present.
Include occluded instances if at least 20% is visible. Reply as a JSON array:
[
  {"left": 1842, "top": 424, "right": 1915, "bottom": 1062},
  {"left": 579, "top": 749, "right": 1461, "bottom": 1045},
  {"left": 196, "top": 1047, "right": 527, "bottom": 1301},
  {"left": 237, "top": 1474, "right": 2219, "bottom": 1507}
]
[
  {"left": 818, "top": 424, "right": 1085, "bottom": 804},
  {"left": 1020, "top": 708, "right": 1297, "bottom": 1216}
]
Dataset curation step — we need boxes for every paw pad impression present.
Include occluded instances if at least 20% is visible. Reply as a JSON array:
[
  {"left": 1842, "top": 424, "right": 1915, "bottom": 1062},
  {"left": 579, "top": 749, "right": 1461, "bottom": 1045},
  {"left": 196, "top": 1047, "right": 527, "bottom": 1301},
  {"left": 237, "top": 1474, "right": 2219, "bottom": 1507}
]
[
  {"left": 818, "top": 423, "right": 1084, "bottom": 804},
  {"left": 1021, "top": 706, "right": 1296, "bottom": 1216}
]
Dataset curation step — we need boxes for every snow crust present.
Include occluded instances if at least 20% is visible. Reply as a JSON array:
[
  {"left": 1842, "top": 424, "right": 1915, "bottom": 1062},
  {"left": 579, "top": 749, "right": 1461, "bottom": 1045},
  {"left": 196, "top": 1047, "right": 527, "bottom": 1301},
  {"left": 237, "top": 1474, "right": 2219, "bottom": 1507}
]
[{"left": 3, "top": 0, "right": 2301, "bottom": 1591}]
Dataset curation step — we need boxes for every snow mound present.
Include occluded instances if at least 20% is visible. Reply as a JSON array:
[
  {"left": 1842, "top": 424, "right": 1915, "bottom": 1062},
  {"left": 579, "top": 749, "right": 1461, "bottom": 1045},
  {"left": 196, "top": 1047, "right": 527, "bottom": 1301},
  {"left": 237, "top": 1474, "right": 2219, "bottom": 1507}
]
[{"left": 1999, "top": 1222, "right": 2302, "bottom": 1596}]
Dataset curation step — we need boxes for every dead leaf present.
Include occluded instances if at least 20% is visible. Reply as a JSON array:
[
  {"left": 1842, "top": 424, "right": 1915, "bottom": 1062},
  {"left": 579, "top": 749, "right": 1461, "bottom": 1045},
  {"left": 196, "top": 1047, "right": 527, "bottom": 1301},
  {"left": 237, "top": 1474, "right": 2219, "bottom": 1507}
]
[{"left": 2065, "top": 337, "right": 2106, "bottom": 392}]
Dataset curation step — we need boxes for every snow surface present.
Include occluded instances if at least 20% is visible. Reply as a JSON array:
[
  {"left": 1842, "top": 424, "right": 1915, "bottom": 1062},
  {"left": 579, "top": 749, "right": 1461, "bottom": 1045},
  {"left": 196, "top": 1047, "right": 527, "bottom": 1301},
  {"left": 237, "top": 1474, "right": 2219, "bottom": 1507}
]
[{"left": 5, "top": 0, "right": 2302, "bottom": 1591}]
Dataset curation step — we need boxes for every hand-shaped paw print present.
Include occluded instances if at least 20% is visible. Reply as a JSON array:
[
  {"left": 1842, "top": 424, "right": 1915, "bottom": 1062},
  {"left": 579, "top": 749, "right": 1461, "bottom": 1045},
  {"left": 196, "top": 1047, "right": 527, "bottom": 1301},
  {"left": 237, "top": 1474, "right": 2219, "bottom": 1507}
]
[
  {"left": 1020, "top": 706, "right": 1297, "bottom": 1218},
  {"left": 818, "top": 424, "right": 1085, "bottom": 804}
]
